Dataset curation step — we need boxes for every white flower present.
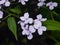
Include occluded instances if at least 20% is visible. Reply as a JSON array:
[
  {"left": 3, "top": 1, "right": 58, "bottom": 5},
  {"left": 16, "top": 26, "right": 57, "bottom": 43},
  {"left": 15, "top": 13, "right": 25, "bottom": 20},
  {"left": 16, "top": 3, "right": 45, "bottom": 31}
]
[
  {"left": 24, "top": 12, "right": 29, "bottom": 19},
  {"left": 27, "top": 18, "right": 33, "bottom": 24},
  {"left": 33, "top": 19, "right": 42, "bottom": 29},
  {"left": 33, "top": 14, "right": 47, "bottom": 35},
  {"left": 38, "top": 28, "right": 43, "bottom": 35},
  {"left": 0, "top": 11, "right": 3, "bottom": 19},
  {"left": 21, "top": 24, "right": 34, "bottom": 40},
  {"left": 0, "top": 0, "right": 6, "bottom": 5},
  {"left": 20, "top": 12, "right": 29, "bottom": 21},
  {"left": 20, "top": 12, "right": 33, "bottom": 24},
  {"left": 38, "top": 26, "right": 47, "bottom": 35},
  {"left": 18, "top": 0, "right": 28, "bottom": 5},
  {"left": 18, "top": 12, "right": 47, "bottom": 40},
  {"left": 22, "top": 29, "right": 30, "bottom": 35},
  {"left": 41, "top": 26, "right": 47, "bottom": 31},
  {"left": 29, "top": 25, "right": 36, "bottom": 33},
  {"left": 37, "top": 2, "right": 45, "bottom": 8},
  {"left": 4, "top": 1, "right": 10, "bottom": 7},
  {"left": 0, "top": 0, "right": 10, "bottom": 9},
  {"left": 36, "top": 14, "right": 47, "bottom": 22},
  {"left": 19, "top": 21, "right": 25, "bottom": 26},
  {"left": 20, "top": 16, "right": 26, "bottom": 21},
  {"left": 24, "top": 18, "right": 33, "bottom": 24},
  {"left": 46, "top": 2, "right": 58, "bottom": 10},
  {"left": 37, "top": 0, "right": 46, "bottom": 8},
  {"left": 27, "top": 33, "right": 33, "bottom": 40},
  {"left": 36, "top": 14, "right": 42, "bottom": 19}
]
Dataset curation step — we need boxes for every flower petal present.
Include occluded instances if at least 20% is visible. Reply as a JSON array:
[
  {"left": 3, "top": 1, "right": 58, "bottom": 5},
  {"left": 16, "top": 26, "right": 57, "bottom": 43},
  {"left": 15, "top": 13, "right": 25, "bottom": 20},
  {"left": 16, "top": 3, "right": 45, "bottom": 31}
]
[
  {"left": 20, "top": 16, "right": 25, "bottom": 21},
  {"left": 49, "top": 6, "right": 54, "bottom": 10},
  {"left": 0, "top": 0, "right": 5, "bottom": 4},
  {"left": 41, "top": 26, "right": 47, "bottom": 31},
  {"left": 0, "top": 11, "right": 3, "bottom": 19},
  {"left": 27, "top": 33, "right": 33, "bottom": 40},
  {"left": 24, "top": 12, "right": 29, "bottom": 19},
  {"left": 38, "top": 28, "right": 43, "bottom": 35},
  {"left": 41, "top": 18, "right": 47, "bottom": 22},
  {"left": 4, "top": 1, "right": 10, "bottom": 7},
  {"left": 20, "top": 0, "right": 26, "bottom": 5},
  {"left": 28, "top": 18, "right": 33, "bottom": 24},
  {"left": 29, "top": 25, "right": 36, "bottom": 33},
  {"left": 37, "top": 14, "right": 42, "bottom": 19},
  {"left": 22, "top": 30, "right": 30, "bottom": 35}
]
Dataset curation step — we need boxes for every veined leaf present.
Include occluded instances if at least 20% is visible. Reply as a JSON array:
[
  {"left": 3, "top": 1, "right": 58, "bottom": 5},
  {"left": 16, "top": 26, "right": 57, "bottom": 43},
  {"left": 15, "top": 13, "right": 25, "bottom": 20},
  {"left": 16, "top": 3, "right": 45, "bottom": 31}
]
[
  {"left": 7, "top": 17, "right": 17, "bottom": 40},
  {"left": 43, "top": 20, "right": 60, "bottom": 30}
]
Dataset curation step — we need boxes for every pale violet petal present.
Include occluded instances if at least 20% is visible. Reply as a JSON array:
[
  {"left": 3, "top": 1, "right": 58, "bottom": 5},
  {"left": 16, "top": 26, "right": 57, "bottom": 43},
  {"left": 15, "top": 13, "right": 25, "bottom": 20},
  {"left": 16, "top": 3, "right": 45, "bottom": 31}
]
[
  {"left": 34, "top": 19, "right": 40, "bottom": 24},
  {"left": 20, "top": 16, "right": 25, "bottom": 21},
  {"left": 29, "top": 25, "right": 36, "bottom": 33},
  {"left": 52, "top": 2, "right": 58, "bottom": 7},
  {"left": 41, "top": 26, "right": 47, "bottom": 31},
  {"left": 20, "top": 0, "right": 26, "bottom": 5},
  {"left": 38, "top": 28, "right": 43, "bottom": 35},
  {"left": 0, "top": 11, "right": 3, "bottom": 19},
  {"left": 28, "top": 18, "right": 33, "bottom": 24},
  {"left": 37, "top": 14, "right": 42, "bottom": 19},
  {"left": 0, "top": 0, "right": 5, "bottom": 4},
  {"left": 4, "top": 1, "right": 10, "bottom": 7},
  {"left": 27, "top": 33, "right": 33, "bottom": 40},
  {"left": 20, "top": 22, "right": 25, "bottom": 26},
  {"left": 34, "top": 20, "right": 42, "bottom": 29},
  {"left": 25, "top": 30, "right": 30, "bottom": 35},
  {"left": 33, "top": 23, "right": 42, "bottom": 29},
  {"left": 49, "top": 6, "right": 54, "bottom": 10},
  {"left": 22, "top": 30, "right": 26, "bottom": 35},
  {"left": 24, "top": 20, "right": 29, "bottom": 24},
  {"left": 24, "top": 12, "right": 29, "bottom": 19},
  {"left": 41, "top": 18, "right": 47, "bottom": 21},
  {"left": 37, "top": 2, "right": 44, "bottom": 7},
  {"left": 22, "top": 30, "right": 30, "bottom": 35},
  {"left": 33, "top": 24, "right": 39, "bottom": 29},
  {"left": 46, "top": 2, "right": 52, "bottom": 7}
]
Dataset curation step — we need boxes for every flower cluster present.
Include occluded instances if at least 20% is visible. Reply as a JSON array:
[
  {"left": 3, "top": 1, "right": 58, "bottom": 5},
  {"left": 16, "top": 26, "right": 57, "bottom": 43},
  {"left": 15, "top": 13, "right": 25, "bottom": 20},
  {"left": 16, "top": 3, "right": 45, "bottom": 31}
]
[
  {"left": 0, "top": 0, "right": 10, "bottom": 9},
  {"left": 0, "top": 0, "right": 10, "bottom": 21},
  {"left": 46, "top": 2, "right": 58, "bottom": 10},
  {"left": 18, "top": 12, "right": 47, "bottom": 40},
  {"left": 0, "top": 0, "right": 58, "bottom": 40},
  {"left": 13, "top": 0, "right": 29, "bottom": 5},
  {"left": 37, "top": 0, "right": 58, "bottom": 10}
]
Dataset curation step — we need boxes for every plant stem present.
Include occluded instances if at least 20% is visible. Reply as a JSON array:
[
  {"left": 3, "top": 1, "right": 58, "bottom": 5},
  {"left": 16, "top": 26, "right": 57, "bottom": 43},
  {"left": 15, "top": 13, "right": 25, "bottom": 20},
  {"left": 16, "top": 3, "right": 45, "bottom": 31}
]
[{"left": 2, "top": 8, "right": 20, "bottom": 20}]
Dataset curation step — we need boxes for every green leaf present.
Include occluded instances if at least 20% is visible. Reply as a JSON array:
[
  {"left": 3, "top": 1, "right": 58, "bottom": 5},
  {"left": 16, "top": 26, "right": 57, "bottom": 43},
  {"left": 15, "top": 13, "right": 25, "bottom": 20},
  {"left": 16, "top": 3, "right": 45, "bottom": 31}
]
[
  {"left": 43, "top": 20, "right": 60, "bottom": 30},
  {"left": 7, "top": 17, "right": 17, "bottom": 40},
  {"left": 10, "top": 6, "right": 21, "bottom": 14}
]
